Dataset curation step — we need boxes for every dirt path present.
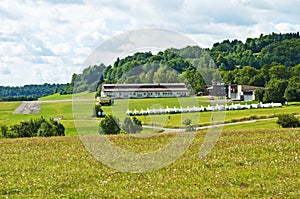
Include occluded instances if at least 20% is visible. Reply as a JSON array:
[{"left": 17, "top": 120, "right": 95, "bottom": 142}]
[
  {"left": 142, "top": 118, "right": 278, "bottom": 133},
  {"left": 38, "top": 99, "right": 73, "bottom": 103},
  {"left": 13, "top": 101, "right": 42, "bottom": 114}
]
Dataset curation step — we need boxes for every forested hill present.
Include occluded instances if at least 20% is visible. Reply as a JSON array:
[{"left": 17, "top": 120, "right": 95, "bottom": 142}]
[
  {"left": 210, "top": 32, "right": 300, "bottom": 70},
  {"left": 0, "top": 84, "right": 65, "bottom": 101},
  {"left": 65, "top": 32, "right": 300, "bottom": 99}
]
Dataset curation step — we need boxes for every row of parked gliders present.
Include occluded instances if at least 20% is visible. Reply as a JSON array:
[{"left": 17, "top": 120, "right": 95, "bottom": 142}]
[{"left": 126, "top": 102, "right": 282, "bottom": 116}]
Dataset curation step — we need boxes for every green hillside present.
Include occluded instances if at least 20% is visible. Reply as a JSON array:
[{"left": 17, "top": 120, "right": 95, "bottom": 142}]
[
  {"left": 61, "top": 32, "right": 300, "bottom": 103},
  {"left": 210, "top": 32, "right": 300, "bottom": 70}
]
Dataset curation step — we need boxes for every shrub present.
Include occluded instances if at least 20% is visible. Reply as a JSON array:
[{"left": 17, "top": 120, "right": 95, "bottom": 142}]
[
  {"left": 249, "top": 115, "right": 258, "bottom": 120},
  {"left": 183, "top": 119, "right": 195, "bottom": 132},
  {"left": 122, "top": 117, "right": 142, "bottom": 134},
  {"left": 0, "top": 125, "right": 8, "bottom": 138},
  {"left": 99, "top": 115, "right": 121, "bottom": 135},
  {"left": 277, "top": 114, "right": 300, "bottom": 128}
]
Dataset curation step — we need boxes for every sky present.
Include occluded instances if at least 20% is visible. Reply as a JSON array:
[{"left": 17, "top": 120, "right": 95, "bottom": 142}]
[{"left": 1, "top": 0, "right": 300, "bottom": 86}]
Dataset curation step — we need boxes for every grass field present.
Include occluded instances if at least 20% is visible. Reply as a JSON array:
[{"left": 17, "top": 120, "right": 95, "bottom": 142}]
[
  {"left": 0, "top": 128, "right": 299, "bottom": 198},
  {"left": 0, "top": 101, "right": 77, "bottom": 136},
  {"left": 100, "top": 98, "right": 300, "bottom": 128},
  {"left": 1, "top": 96, "right": 300, "bottom": 136}
]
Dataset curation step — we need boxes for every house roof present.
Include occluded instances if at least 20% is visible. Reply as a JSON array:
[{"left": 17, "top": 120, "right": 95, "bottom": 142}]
[
  {"left": 102, "top": 83, "right": 189, "bottom": 92},
  {"left": 241, "top": 85, "right": 261, "bottom": 92}
]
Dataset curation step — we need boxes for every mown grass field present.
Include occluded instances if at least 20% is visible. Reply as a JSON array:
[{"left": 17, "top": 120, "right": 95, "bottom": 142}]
[
  {"left": 100, "top": 98, "right": 300, "bottom": 128},
  {"left": 0, "top": 128, "right": 299, "bottom": 198},
  {"left": 1, "top": 94, "right": 300, "bottom": 136}
]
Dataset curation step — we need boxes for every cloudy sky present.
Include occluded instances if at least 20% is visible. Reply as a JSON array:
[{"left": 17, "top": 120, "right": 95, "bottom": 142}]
[{"left": 1, "top": 0, "right": 300, "bottom": 86}]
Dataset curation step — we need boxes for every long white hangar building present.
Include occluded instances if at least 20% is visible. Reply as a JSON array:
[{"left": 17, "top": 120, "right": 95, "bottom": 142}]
[{"left": 101, "top": 83, "right": 190, "bottom": 98}]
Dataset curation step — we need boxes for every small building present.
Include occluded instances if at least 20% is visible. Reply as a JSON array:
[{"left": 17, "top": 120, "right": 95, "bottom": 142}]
[
  {"left": 206, "top": 84, "right": 229, "bottom": 98},
  {"left": 101, "top": 83, "right": 190, "bottom": 99},
  {"left": 207, "top": 84, "right": 260, "bottom": 101},
  {"left": 230, "top": 85, "right": 259, "bottom": 101}
]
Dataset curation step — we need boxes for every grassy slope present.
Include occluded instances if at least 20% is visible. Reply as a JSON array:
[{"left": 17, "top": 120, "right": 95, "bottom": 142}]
[
  {"left": 38, "top": 93, "right": 73, "bottom": 101},
  {"left": 38, "top": 92, "right": 96, "bottom": 101},
  {"left": 0, "top": 128, "right": 299, "bottom": 198}
]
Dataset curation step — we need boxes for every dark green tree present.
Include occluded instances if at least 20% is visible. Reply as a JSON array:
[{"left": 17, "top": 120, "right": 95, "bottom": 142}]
[
  {"left": 50, "top": 119, "right": 65, "bottom": 136},
  {"left": 132, "top": 116, "right": 143, "bottom": 133},
  {"left": 255, "top": 88, "right": 265, "bottom": 102},
  {"left": 263, "top": 79, "right": 288, "bottom": 103},
  {"left": 122, "top": 117, "right": 142, "bottom": 134},
  {"left": 269, "top": 65, "right": 292, "bottom": 80},
  {"left": 0, "top": 125, "right": 8, "bottom": 138},
  {"left": 284, "top": 87, "right": 297, "bottom": 102},
  {"left": 38, "top": 121, "right": 56, "bottom": 137},
  {"left": 182, "top": 67, "right": 206, "bottom": 93},
  {"left": 122, "top": 118, "right": 133, "bottom": 134},
  {"left": 99, "top": 115, "right": 121, "bottom": 135}
]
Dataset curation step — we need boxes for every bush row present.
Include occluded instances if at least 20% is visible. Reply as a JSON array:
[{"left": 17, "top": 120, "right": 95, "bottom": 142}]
[{"left": 0, "top": 117, "right": 65, "bottom": 138}]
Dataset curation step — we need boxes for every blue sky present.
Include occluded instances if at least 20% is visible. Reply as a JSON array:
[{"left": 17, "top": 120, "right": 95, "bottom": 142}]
[{"left": 1, "top": 0, "right": 300, "bottom": 86}]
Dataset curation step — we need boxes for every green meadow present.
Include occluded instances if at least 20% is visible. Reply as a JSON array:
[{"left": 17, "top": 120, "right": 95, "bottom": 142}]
[
  {"left": 0, "top": 94, "right": 300, "bottom": 198},
  {"left": 1, "top": 94, "right": 300, "bottom": 136},
  {"left": 0, "top": 128, "right": 299, "bottom": 198}
]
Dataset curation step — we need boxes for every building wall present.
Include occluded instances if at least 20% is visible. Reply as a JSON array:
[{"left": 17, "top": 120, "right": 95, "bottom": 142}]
[
  {"left": 102, "top": 90, "right": 189, "bottom": 99},
  {"left": 244, "top": 94, "right": 254, "bottom": 101},
  {"left": 211, "top": 84, "right": 257, "bottom": 101},
  {"left": 101, "top": 83, "right": 189, "bottom": 99}
]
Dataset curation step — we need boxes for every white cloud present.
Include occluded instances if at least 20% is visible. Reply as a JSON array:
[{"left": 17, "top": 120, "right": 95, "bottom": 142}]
[
  {"left": 0, "top": 0, "right": 299, "bottom": 86},
  {"left": 1, "top": 66, "right": 11, "bottom": 75},
  {"left": 275, "top": 23, "right": 300, "bottom": 33},
  {"left": 51, "top": 43, "right": 72, "bottom": 55}
]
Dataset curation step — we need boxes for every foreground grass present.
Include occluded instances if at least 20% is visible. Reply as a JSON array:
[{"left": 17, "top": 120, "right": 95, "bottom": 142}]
[{"left": 0, "top": 128, "right": 299, "bottom": 198}]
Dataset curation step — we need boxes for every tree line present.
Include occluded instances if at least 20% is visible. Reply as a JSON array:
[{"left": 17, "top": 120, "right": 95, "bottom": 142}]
[
  {"left": 0, "top": 83, "right": 65, "bottom": 101},
  {"left": 210, "top": 32, "right": 300, "bottom": 70}
]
